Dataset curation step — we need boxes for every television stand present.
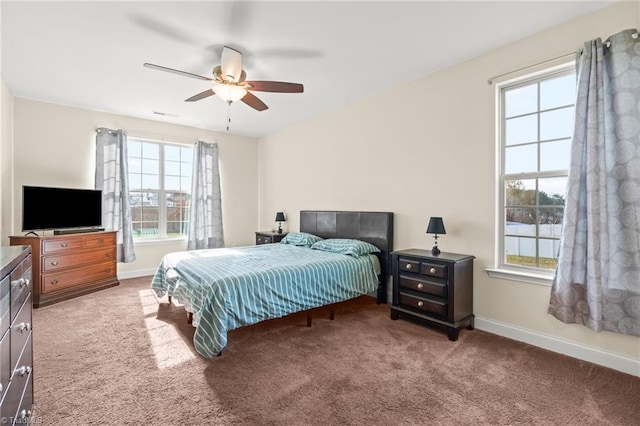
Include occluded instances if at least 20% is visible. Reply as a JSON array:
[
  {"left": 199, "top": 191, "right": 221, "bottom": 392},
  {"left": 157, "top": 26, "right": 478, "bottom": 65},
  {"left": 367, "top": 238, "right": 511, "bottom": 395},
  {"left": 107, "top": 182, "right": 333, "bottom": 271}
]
[{"left": 53, "top": 227, "right": 105, "bottom": 235}]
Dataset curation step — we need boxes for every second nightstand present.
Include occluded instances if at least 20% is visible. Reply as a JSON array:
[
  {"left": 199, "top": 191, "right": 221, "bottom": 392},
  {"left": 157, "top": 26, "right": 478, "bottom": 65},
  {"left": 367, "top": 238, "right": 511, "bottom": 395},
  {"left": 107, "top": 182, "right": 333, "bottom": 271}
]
[
  {"left": 255, "top": 231, "right": 287, "bottom": 245},
  {"left": 390, "top": 249, "right": 475, "bottom": 341}
]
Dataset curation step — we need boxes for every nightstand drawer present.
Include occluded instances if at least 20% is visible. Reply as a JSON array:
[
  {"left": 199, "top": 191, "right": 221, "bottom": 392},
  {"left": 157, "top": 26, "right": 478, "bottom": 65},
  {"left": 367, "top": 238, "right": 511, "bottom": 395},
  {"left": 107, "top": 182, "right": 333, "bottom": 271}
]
[
  {"left": 256, "top": 235, "right": 273, "bottom": 244},
  {"left": 399, "top": 293, "right": 447, "bottom": 318},
  {"left": 398, "top": 258, "right": 420, "bottom": 273},
  {"left": 420, "top": 262, "right": 446, "bottom": 279},
  {"left": 398, "top": 275, "right": 446, "bottom": 298}
]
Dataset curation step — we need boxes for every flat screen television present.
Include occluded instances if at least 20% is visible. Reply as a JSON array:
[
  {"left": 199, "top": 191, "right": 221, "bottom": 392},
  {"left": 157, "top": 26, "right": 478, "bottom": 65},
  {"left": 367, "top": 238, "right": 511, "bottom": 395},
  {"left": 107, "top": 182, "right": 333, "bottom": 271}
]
[{"left": 22, "top": 185, "right": 103, "bottom": 232}]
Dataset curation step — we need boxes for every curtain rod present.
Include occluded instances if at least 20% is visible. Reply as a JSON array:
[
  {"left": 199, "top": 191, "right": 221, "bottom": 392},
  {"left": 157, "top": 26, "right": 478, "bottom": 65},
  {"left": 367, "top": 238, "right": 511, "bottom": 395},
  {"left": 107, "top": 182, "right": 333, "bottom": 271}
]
[
  {"left": 488, "top": 30, "right": 639, "bottom": 85},
  {"left": 487, "top": 51, "right": 576, "bottom": 85}
]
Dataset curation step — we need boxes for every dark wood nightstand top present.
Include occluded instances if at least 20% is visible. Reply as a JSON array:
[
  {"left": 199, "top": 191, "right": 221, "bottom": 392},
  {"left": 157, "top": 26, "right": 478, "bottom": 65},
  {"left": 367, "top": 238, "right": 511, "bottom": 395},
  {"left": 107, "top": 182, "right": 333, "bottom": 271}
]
[{"left": 392, "top": 249, "right": 475, "bottom": 263}]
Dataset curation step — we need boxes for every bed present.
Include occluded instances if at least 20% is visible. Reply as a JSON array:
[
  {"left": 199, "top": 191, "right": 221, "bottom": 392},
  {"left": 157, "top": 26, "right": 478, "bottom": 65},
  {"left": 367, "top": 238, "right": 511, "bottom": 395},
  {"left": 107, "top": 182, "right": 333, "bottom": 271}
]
[{"left": 150, "top": 210, "right": 394, "bottom": 358}]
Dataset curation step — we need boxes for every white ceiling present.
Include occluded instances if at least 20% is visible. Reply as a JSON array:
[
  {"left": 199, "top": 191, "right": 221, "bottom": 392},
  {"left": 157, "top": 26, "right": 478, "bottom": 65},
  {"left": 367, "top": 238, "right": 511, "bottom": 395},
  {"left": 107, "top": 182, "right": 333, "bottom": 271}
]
[{"left": 1, "top": 1, "right": 615, "bottom": 138}]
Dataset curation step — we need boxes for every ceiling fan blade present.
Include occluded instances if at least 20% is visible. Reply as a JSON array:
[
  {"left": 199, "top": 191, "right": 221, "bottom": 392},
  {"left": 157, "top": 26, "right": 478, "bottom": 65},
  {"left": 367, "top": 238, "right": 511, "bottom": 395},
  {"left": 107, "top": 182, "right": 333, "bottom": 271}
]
[
  {"left": 241, "top": 91, "right": 268, "bottom": 111},
  {"left": 185, "top": 89, "right": 215, "bottom": 102},
  {"left": 220, "top": 46, "right": 243, "bottom": 82},
  {"left": 143, "top": 63, "right": 212, "bottom": 81},
  {"left": 245, "top": 81, "right": 304, "bottom": 93}
]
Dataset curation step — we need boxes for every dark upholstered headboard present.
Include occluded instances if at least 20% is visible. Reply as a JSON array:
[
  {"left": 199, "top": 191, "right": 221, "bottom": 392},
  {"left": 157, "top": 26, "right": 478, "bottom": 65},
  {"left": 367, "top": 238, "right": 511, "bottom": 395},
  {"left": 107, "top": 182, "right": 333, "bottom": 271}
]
[{"left": 299, "top": 210, "right": 394, "bottom": 281}]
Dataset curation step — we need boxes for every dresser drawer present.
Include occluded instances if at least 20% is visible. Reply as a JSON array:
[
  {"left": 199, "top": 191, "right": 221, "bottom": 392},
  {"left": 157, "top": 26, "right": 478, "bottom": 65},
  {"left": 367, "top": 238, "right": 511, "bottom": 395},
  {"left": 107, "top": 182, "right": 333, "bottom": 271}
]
[
  {"left": 1, "top": 333, "right": 32, "bottom": 423},
  {"left": 42, "top": 238, "right": 83, "bottom": 254},
  {"left": 398, "top": 275, "right": 447, "bottom": 298},
  {"left": 42, "top": 248, "right": 115, "bottom": 273},
  {"left": 10, "top": 296, "right": 32, "bottom": 374},
  {"left": 0, "top": 277, "right": 10, "bottom": 333},
  {"left": 420, "top": 262, "right": 446, "bottom": 279},
  {"left": 83, "top": 233, "right": 116, "bottom": 249},
  {"left": 41, "top": 262, "right": 116, "bottom": 294},
  {"left": 10, "top": 259, "right": 31, "bottom": 323},
  {"left": 398, "top": 258, "right": 420, "bottom": 273},
  {"left": 0, "top": 329, "right": 9, "bottom": 402},
  {"left": 399, "top": 293, "right": 447, "bottom": 318}
]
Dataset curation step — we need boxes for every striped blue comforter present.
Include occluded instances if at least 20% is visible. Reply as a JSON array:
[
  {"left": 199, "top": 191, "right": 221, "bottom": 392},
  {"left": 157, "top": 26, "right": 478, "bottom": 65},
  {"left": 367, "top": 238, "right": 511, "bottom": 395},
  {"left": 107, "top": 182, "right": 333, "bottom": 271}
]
[{"left": 150, "top": 243, "right": 380, "bottom": 357}]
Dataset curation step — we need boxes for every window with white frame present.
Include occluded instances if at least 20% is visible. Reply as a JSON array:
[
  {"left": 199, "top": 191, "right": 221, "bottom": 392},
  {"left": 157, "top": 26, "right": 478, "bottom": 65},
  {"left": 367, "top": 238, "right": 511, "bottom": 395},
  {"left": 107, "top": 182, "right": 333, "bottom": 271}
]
[
  {"left": 498, "top": 65, "right": 575, "bottom": 272},
  {"left": 127, "top": 138, "right": 193, "bottom": 240}
]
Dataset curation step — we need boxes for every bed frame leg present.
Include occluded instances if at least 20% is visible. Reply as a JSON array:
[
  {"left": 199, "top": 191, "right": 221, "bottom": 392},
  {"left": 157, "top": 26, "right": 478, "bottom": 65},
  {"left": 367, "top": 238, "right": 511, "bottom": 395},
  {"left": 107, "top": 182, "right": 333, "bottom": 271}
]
[
  {"left": 306, "top": 312, "right": 312, "bottom": 327},
  {"left": 168, "top": 295, "right": 172, "bottom": 304},
  {"left": 187, "top": 312, "right": 193, "bottom": 324},
  {"left": 329, "top": 307, "right": 335, "bottom": 321}
]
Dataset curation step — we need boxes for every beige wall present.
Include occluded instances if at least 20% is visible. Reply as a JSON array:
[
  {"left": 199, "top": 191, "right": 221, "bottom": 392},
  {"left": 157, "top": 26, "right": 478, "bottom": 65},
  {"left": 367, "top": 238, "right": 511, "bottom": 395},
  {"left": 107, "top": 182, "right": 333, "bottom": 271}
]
[
  {"left": 12, "top": 99, "right": 259, "bottom": 275},
  {"left": 258, "top": 2, "right": 640, "bottom": 367},
  {"left": 0, "top": 79, "right": 13, "bottom": 244}
]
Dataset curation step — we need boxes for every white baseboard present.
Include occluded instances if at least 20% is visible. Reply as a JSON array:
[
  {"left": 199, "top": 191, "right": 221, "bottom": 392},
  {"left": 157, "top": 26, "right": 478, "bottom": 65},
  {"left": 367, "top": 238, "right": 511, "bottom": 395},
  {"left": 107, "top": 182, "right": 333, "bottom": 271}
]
[
  {"left": 117, "top": 268, "right": 157, "bottom": 280},
  {"left": 475, "top": 316, "right": 639, "bottom": 377}
]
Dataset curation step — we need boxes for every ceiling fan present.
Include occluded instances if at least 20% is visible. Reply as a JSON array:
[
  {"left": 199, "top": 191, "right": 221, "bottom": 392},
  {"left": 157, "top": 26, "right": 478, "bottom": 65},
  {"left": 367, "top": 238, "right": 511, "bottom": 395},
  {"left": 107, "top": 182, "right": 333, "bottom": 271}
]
[{"left": 144, "top": 46, "right": 304, "bottom": 112}]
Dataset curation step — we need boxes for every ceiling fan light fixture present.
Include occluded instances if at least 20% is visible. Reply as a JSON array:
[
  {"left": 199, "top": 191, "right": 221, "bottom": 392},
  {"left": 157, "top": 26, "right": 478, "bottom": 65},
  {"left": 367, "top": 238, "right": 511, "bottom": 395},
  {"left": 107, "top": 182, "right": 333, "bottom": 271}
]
[{"left": 213, "top": 82, "right": 247, "bottom": 102}]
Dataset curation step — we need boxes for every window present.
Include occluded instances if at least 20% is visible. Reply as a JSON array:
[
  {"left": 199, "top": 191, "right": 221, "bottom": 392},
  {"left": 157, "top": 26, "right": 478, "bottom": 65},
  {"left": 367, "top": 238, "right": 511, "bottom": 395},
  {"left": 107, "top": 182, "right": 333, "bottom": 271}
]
[
  {"left": 128, "top": 138, "right": 193, "bottom": 240},
  {"left": 498, "top": 66, "right": 575, "bottom": 272}
]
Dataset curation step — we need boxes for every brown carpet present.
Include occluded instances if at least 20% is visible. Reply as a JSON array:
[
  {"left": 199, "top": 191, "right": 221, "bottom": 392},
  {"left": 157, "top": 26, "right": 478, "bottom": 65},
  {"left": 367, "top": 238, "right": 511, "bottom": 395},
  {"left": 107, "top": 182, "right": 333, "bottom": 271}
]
[{"left": 31, "top": 276, "right": 639, "bottom": 425}]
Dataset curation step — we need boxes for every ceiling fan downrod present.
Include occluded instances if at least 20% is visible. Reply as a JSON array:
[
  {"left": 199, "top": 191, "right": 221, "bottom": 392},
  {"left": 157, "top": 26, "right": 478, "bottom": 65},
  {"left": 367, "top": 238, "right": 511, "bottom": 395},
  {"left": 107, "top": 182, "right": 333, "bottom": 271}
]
[{"left": 226, "top": 100, "right": 232, "bottom": 132}]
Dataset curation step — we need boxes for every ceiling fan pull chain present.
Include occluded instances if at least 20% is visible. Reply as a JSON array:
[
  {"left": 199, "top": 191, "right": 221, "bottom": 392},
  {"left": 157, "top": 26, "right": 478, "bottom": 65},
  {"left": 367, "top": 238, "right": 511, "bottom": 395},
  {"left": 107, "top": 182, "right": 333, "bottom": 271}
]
[{"left": 226, "top": 100, "right": 232, "bottom": 131}]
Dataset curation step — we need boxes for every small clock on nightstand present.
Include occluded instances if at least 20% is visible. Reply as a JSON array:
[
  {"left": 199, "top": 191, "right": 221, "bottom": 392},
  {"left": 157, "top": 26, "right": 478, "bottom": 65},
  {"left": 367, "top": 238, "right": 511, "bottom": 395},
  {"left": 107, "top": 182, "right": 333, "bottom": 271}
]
[{"left": 255, "top": 231, "right": 288, "bottom": 245}]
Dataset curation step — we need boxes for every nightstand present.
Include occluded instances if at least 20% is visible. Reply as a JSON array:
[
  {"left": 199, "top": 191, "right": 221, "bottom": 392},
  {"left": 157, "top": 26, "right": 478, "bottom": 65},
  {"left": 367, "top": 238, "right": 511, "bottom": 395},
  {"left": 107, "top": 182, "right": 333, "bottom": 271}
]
[
  {"left": 255, "top": 231, "right": 287, "bottom": 245},
  {"left": 390, "top": 249, "right": 474, "bottom": 341}
]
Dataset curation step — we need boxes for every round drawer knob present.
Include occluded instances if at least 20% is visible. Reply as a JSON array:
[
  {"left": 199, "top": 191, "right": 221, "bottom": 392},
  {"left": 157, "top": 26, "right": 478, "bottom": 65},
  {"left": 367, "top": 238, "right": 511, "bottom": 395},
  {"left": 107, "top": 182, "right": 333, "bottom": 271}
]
[
  {"left": 430, "top": 267, "right": 437, "bottom": 274},
  {"left": 417, "top": 283, "right": 424, "bottom": 290},
  {"left": 405, "top": 264, "right": 412, "bottom": 270},
  {"left": 417, "top": 301, "right": 424, "bottom": 307}
]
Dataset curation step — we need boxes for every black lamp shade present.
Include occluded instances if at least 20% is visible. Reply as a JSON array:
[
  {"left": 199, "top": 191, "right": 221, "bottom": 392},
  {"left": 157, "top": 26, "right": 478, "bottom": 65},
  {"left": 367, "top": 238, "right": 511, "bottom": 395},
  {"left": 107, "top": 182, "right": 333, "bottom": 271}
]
[
  {"left": 275, "top": 212, "right": 286, "bottom": 222},
  {"left": 426, "top": 217, "right": 446, "bottom": 235}
]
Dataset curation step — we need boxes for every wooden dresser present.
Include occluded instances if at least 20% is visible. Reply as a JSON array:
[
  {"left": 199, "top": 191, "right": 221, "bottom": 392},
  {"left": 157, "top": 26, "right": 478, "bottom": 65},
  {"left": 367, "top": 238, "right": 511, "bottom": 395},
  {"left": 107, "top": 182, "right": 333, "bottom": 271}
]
[
  {"left": 9, "top": 231, "right": 119, "bottom": 307},
  {"left": 390, "top": 249, "right": 475, "bottom": 341},
  {"left": 0, "top": 245, "right": 33, "bottom": 424}
]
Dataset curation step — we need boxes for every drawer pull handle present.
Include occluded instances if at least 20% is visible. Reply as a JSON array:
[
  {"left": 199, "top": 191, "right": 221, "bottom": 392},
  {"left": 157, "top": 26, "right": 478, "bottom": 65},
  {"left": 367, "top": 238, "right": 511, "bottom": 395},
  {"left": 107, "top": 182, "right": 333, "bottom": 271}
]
[
  {"left": 105, "top": 253, "right": 110, "bottom": 258},
  {"left": 430, "top": 267, "right": 437, "bottom": 274},
  {"left": 99, "top": 238, "right": 104, "bottom": 243},
  {"left": 16, "top": 366, "right": 31, "bottom": 377},
  {"left": 405, "top": 264, "right": 412, "bottom": 270},
  {"left": 60, "top": 243, "right": 68, "bottom": 248},
  {"left": 417, "top": 283, "right": 424, "bottom": 290},
  {"left": 105, "top": 268, "right": 111, "bottom": 273},
  {"left": 17, "top": 322, "right": 31, "bottom": 333},
  {"left": 14, "top": 278, "right": 29, "bottom": 287},
  {"left": 51, "top": 261, "right": 59, "bottom": 266},
  {"left": 51, "top": 279, "right": 59, "bottom": 285},
  {"left": 17, "top": 409, "right": 31, "bottom": 420},
  {"left": 417, "top": 301, "right": 424, "bottom": 307}
]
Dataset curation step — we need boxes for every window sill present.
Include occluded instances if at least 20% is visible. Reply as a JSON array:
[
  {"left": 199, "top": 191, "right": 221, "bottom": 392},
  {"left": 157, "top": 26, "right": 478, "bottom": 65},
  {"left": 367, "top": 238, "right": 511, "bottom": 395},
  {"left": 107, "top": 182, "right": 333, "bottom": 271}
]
[
  {"left": 133, "top": 238, "right": 187, "bottom": 247},
  {"left": 485, "top": 268, "right": 553, "bottom": 287}
]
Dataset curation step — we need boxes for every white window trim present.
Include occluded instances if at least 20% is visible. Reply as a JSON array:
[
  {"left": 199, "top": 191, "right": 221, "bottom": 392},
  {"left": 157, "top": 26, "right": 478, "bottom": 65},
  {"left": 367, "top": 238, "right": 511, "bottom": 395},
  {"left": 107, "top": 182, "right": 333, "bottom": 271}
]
[
  {"left": 490, "top": 62, "right": 575, "bottom": 285},
  {"left": 128, "top": 137, "right": 193, "bottom": 242}
]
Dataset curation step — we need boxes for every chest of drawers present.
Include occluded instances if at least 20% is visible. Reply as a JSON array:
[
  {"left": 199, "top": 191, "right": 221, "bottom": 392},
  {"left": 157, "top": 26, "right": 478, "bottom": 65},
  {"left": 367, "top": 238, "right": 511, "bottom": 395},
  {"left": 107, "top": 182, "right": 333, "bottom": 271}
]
[
  {"left": 10, "top": 231, "right": 119, "bottom": 307},
  {"left": 390, "top": 249, "right": 474, "bottom": 341},
  {"left": 0, "top": 246, "right": 33, "bottom": 425}
]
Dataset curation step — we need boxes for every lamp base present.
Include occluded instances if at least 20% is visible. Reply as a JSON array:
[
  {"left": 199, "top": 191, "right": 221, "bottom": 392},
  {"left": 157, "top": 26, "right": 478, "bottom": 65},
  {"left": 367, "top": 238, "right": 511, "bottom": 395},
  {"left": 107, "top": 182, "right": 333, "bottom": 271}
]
[
  {"left": 277, "top": 225, "right": 283, "bottom": 234},
  {"left": 431, "top": 245, "right": 441, "bottom": 256}
]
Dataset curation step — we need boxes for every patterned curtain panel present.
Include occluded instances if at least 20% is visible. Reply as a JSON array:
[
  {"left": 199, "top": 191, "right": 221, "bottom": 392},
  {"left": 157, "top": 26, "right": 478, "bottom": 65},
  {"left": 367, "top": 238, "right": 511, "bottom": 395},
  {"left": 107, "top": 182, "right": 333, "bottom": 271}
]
[
  {"left": 549, "top": 29, "right": 640, "bottom": 336},
  {"left": 187, "top": 141, "right": 224, "bottom": 250},
  {"left": 95, "top": 128, "right": 136, "bottom": 263}
]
